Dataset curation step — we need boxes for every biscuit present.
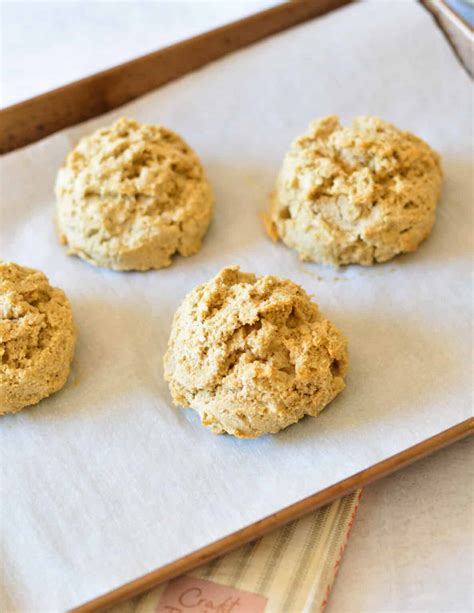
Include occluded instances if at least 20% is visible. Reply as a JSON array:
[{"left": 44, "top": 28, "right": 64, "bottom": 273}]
[
  {"left": 0, "top": 262, "right": 76, "bottom": 414},
  {"left": 164, "top": 266, "right": 348, "bottom": 438},
  {"left": 269, "top": 115, "right": 442, "bottom": 266},
  {"left": 55, "top": 117, "right": 214, "bottom": 271}
]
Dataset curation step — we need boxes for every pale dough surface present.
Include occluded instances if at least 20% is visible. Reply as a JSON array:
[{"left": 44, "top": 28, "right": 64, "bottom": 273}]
[
  {"left": 164, "top": 266, "right": 348, "bottom": 438},
  {"left": 55, "top": 117, "right": 214, "bottom": 271},
  {"left": 0, "top": 262, "right": 76, "bottom": 414},
  {"left": 270, "top": 115, "right": 442, "bottom": 266}
]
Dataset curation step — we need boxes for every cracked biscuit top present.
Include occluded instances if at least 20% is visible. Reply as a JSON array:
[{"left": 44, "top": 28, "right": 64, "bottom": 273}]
[
  {"left": 270, "top": 115, "right": 442, "bottom": 266},
  {"left": 0, "top": 262, "right": 76, "bottom": 414},
  {"left": 164, "top": 266, "right": 348, "bottom": 438},
  {"left": 55, "top": 117, "right": 214, "bottom": 271}
]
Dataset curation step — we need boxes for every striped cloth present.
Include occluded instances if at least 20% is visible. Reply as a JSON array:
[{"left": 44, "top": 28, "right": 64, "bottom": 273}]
[{"left": 111, "top": 490, "right": 362, "bottom": 613}]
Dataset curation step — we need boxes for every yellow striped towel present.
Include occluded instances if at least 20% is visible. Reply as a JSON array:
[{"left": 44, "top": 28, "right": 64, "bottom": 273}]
[{"left": 109, "top": 490, "right": 362, "bottom": 613}]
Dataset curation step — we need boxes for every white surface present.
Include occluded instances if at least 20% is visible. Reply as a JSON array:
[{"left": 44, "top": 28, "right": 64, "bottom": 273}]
[
  {"left": 329, "top": 437, "right": 474, "bottom": 613},
  {"left": 1, "top": 1, "right": 473, "bottom": 611},
  {"left": 0, "top": 0, "right": 277, "bottom": 108}
]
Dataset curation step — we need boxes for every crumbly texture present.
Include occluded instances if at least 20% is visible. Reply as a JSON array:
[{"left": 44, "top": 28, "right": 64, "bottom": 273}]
[
  {"left": 270, "top": 115, "right": 442, "bottom": 266},
  {"left": 0, "top": 262, "right": 76, "bottom": 414},
  {"left": 164, "top": 266, "right": 348, "bottom": 438},
  {"left": 55, "top": 117, "right": 214, "bottom": 271}
]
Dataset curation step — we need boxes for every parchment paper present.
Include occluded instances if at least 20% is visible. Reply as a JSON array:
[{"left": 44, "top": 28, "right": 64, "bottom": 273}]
[{"left": 1, "top": 2, "right": 472, "bottom": 610}]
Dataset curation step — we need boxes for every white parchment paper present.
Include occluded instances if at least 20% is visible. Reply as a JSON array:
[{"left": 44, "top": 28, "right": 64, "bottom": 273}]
[{"left": 1, "top": 2, "right": 472, "bottom": 610}]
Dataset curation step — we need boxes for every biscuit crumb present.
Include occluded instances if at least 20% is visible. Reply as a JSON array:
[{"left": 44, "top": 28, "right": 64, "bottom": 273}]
[{"left": 260, "top": 208, "right": 279, "bottom": 242}]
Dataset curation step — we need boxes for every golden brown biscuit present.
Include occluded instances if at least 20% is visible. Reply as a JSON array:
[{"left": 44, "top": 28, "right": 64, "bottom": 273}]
[
  {"left": 55, "top": 117, "right": 214, "bottom": 271},
  {"left": 270, "top": 115, "right": 442, "bottom": 266},
  {"left": 0, "top": 262, "right": 76, "bottom": 414},
  {"left": 164, "top": 266, "right": 348, "bottom": 438}
]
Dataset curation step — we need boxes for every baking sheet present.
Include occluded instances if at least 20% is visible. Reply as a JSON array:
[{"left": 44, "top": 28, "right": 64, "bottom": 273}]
[{"left": 1, "top": 1, "right": 472, "bottom": 610}]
